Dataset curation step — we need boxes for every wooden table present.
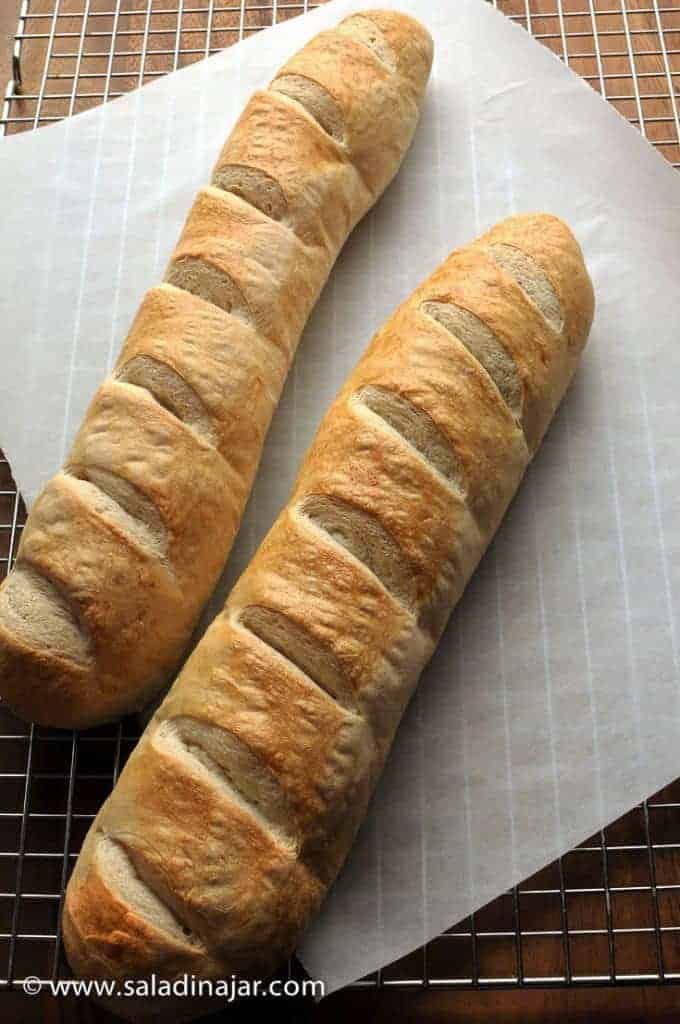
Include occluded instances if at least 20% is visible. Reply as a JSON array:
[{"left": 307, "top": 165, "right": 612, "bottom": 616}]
[
  {"left": 2, "top": 971, "right": 680, "bottom": 1022},
  {"left": 0, "top": 4, "right": 19, "bottom": 94},
  {"left": 1, "top": 0, "right": 680, "bottom": 1020}
]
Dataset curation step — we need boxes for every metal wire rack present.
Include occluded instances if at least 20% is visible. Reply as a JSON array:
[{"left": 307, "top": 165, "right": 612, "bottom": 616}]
[{"left": 1, "top": 0, "right": 680, "bottom": 1002}]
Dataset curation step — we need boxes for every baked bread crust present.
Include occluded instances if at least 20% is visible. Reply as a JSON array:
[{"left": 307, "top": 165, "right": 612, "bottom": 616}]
[
  {"left": 0, "top": 10, "right": 434, "bottom": 728},
  {"left": 63, "top": 213, "right": 594, "bottom": 1018}
]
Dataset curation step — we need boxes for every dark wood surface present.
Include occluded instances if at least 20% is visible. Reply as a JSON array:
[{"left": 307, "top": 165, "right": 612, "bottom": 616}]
[
  {"left": 1, "top": 0, "right": 680, "bottom": 1020},
  {"left": 4, "top": 983, "right": 680, "bottom": 1023},
  {"left": 0, "top": 1, "right": 18, "bottom": 96}
]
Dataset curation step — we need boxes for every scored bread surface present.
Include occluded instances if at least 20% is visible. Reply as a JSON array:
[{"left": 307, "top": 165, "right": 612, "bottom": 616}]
[
  {"left": 63, "top": 212, "right": 595, "bottom": 1019},
  {"left": 0, "top": 10, "right": 434, "bottom": 728}
]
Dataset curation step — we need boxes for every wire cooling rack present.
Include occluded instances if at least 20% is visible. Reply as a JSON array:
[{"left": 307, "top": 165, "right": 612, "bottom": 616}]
[{"left": 1, "top": 0, "right": 680, "bottom": 1002}]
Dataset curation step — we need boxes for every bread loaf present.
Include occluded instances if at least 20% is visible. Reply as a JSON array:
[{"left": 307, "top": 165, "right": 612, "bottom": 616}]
[
  {"left": 0, "top": 10, "right": 433, "bottom": 729},
  {"left": 63, "top": 214, "right": 594, "bottom": 1017}
]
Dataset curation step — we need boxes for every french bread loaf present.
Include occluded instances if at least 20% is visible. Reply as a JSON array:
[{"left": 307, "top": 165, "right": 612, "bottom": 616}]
[
  {"left": 0, "top": 9, "right": 433, "bottom": 729},
  {"left": 63, "top": 213, "right": 595, "bottom": 1018}
]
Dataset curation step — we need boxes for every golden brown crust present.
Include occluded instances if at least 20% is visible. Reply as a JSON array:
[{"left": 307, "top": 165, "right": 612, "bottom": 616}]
[
  {"left": 214, "top": 89, "right": 368, "bottom": 252},
  {"left": 293, "top": 402, "right": 483, "bottom": 613},
  {"left": 431, "top": 247, "right": 559, "bottom": 453},
  {"left": 232, "top": 507, "right": 426, "bottom": 755},
  {"left": 116, "top": 285, "right": 289, "bottom": 489},
  {"left": 63, "top": 214, "right": 594, "bottom": 1018},
  {"left": 168, "top": 186, "right": 327, "bottom": 356},
  {"left": 1, "top": 474, "right": 187, "bottom": 724},
  {"left": 69, "top": 379, "right": 243, "bottom": 579},
  {"left": 353, "top": 301, "right": 528, "bottom": 536},
  {"left": 272, "top": 25, "right": 420, "bottom": 195},
  {"left": 478, "top": 212, "right": 595, "bottom": 356},
  {"left": 63, "top": 850, "right": 210, "bottom": 982},
  {"left": 0, "top": 10, "right": 433, "bottom": 730},
  {"left": 473, "top": 212, "right": 594, "bottom": 448},
  {"left": 159, "top": 617, "right": 374, "bottom": 869}
]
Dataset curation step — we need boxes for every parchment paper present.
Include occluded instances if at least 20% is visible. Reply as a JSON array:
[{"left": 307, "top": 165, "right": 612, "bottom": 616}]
[{"left": 1, "top": 0, "right": 680, "bottom": 995}]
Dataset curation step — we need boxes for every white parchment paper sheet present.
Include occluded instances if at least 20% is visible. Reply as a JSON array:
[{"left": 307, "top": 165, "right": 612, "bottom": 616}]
[{"left": 1, "top": 0, "right": 680, "bottom": 995}]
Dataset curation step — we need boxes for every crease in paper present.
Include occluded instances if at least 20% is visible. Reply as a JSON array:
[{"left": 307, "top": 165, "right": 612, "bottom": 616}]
[{"left": 0, "top": 0, "right": 679, "bottom": 996}]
